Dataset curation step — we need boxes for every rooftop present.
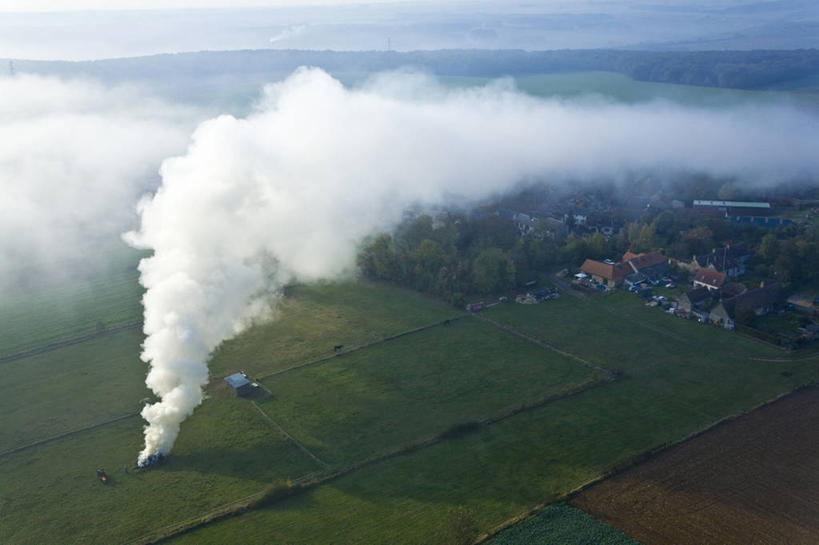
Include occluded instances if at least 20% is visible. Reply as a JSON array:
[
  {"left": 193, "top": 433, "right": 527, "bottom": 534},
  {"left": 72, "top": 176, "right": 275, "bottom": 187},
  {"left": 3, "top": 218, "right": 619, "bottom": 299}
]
[
  {"left": 694, "top": 268, "right": 727, "bottom": 288},
  {"left": 693, "top": 200, "right": 770, "bottom": 209},
  {"left": 224, "top": 373, "right": 250, "bottom": 390}
]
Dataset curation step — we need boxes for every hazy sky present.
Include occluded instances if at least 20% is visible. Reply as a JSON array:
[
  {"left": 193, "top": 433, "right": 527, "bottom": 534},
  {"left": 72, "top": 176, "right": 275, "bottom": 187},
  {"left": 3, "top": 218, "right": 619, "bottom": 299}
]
[{"left": 0, "top": 0, "right": 427, "bottom": 11}]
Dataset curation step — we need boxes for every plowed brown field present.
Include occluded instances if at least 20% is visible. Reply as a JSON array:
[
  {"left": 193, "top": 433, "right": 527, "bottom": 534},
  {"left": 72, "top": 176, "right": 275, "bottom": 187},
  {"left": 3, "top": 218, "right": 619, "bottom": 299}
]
[{"left": 572, "top": 387, "right": 819, "bottom": 545}]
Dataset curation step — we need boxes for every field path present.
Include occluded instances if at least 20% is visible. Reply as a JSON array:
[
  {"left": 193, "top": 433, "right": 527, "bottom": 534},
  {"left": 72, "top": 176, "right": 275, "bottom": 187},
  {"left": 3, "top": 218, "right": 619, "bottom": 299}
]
[
  {"left": 475, "top": 314, "right": 613, "bottom": 377},
  {"left": 251, "top": 402, "right": 330, "bottom": 470}
]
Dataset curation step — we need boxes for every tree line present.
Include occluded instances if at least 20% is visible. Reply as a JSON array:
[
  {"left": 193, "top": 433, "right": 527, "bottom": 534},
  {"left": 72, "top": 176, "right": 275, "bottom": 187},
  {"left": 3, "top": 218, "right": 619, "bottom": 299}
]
[{"left": 358, "top": 201, "right": 819, "bottom": 304}]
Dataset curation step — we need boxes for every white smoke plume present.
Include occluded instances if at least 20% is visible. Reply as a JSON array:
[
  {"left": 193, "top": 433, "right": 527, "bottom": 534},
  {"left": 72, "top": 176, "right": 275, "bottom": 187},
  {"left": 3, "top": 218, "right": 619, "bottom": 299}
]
[
  {"left": 0, "top": 74, "right": 195, "bottom": 285},
  {"left": 126, "top": 67, "right": 819, "bottom": 463}
]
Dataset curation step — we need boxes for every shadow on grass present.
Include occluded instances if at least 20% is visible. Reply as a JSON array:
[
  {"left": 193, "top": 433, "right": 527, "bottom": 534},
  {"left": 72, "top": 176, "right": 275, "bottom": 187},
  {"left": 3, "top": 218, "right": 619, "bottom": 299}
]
[{"left": 155, "top": 443, "right": 316, "bottom": 483}]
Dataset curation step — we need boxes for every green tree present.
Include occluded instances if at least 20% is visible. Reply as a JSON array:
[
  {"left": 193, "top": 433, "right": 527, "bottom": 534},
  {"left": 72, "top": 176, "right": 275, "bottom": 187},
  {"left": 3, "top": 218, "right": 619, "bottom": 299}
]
[
  {"left": 586, "top": 232, "right": 607, "bottom": 259},
  {"left": 757, "top": 233, "right": 779, "bottom": 264},
  {"left": 410, "top": 238, "right": 446, "bottom": 292},
  {"left": 357, "top": 234, "right": 396, "bottom": 281},
  {"left": 774, "top": 240, "right": 799, "bottom": 283},
  {"left": 651, "top": 210, "right": 675, "bottom": 236},
  {"left": 472, "top": 248, "right": 515, "bottom": 294}
]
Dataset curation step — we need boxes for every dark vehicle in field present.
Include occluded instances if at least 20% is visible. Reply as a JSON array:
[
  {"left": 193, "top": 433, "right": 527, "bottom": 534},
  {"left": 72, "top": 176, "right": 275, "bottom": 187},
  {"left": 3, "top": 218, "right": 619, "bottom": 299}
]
[{"left": 96, "top": 468, "right": 108, "bottom": 484}]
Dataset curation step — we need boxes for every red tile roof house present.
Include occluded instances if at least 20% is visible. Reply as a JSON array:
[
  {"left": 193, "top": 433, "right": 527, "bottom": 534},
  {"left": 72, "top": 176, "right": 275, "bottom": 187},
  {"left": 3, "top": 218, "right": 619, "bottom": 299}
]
[
  {"left": 580, "top": 259, "right": 629, "bottom": 288},
  {"left": 580, "top": 251, "right": 668, "bottom": 289},
  {"left": 693, "top": 268, "right": 727, "bottom": 292}
]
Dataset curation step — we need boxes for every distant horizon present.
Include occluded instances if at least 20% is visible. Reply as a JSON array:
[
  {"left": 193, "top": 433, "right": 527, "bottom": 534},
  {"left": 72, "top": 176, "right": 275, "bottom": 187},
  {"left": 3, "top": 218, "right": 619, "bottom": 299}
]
[{"left": 0, "top": 0, "right": 443, "bottom": 13}]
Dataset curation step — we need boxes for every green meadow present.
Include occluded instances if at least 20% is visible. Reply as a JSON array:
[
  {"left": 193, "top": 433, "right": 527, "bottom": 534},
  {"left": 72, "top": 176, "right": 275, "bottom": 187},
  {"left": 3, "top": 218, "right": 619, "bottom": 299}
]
[
  {"left": 2, "top": 271, "right": 816, "bottom": 544},
  {"left": 162, "top": 290, "right": 813, "bottom": 545},
  {"left": 255, "top": 317, "right": 596, "bottom": 465},
  {"left": 0, "top": 264, "right": 143, "bottom": 359}
]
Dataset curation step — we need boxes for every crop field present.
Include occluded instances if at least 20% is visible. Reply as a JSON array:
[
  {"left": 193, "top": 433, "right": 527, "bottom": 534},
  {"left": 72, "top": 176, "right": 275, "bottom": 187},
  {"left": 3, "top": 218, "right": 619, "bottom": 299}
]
[
  {"left": 489, "top": 503, "right": 639, "bottom": 545},
  {"left": 4, "top": 276, "right": 818, "bottom": 545},
  {"left": 255, "top": 317, "right": 598, "bottom": 465},
  {"left": 572, "top": 387, "right": 819, "bottom": 545}
]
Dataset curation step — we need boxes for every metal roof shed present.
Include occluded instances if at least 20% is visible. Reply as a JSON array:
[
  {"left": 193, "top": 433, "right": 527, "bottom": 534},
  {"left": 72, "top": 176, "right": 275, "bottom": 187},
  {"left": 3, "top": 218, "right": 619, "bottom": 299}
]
[{"left": 224, "top": 373, "right": 253, "bottom": 397}]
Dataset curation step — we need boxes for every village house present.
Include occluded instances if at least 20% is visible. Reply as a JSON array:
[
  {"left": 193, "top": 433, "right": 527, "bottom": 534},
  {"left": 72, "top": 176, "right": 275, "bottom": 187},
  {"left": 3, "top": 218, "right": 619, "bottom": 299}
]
[
  {"left": 580, "top": 250, "right": 669, "bottom": 289},
  {"left": 677, "top": 287, "right": 710, "bottom": 314},
  {"left": 680, "top": 243, "right": 750, "bottom": 278},
  {"left": 579, "top": 259, "right": 630, "bottom": 288},
  {"left": 709, "top": 282, "right": 783, "bottom": 329},
  {"left": 693, "top": 268, "right": 727, "bottom": 292}
]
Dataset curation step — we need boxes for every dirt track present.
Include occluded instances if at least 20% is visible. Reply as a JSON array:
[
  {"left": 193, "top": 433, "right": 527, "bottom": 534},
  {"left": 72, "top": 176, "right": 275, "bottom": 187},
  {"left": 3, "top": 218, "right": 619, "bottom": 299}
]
[{"left": 572, "top": 387, "right": 819, "bottom": 545}]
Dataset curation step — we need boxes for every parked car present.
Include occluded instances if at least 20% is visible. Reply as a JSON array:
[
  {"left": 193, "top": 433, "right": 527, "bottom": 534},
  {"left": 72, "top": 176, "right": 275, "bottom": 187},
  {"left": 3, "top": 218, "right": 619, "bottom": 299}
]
[{"left": 665, "top": 282, "right": 675, "bottom": 289}]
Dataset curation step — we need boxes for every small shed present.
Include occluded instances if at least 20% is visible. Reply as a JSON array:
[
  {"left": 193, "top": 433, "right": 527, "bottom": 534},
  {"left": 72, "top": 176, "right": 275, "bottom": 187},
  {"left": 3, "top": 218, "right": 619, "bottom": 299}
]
[{"left": 224, "top": 373, "right": 253, "bottom": 397}]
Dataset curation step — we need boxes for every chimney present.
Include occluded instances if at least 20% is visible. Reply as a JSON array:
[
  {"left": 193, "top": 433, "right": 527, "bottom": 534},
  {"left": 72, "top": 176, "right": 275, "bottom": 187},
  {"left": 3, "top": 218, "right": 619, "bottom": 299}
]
[{"left": 760, "top": 281, "right": 765, "bottom": 288}]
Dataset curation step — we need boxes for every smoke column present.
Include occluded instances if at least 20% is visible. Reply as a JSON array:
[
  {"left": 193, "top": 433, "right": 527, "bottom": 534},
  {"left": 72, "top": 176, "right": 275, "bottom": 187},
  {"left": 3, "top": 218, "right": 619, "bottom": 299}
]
[{"left": 125, "top": 67, "right": 819, "bottom": 463}]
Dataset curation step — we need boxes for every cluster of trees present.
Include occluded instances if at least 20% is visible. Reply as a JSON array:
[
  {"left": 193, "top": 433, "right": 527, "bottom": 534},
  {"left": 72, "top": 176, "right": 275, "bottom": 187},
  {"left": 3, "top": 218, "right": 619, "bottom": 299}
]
[
  {"left": 359, "top": 200, "right": 819, "bottom": 304},
  {"left": 358, "top": 213, "right": 564, "bottom": 305}
]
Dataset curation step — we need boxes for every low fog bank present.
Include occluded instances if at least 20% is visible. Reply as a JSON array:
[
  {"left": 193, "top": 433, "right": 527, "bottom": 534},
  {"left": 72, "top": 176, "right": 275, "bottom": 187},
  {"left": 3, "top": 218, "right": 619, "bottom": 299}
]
[
  {"left": 0, "top": 74, "right": 200, "bottom": 289},
  {"left": 123, "top": 67, "right": 819, "bottom": 462}
]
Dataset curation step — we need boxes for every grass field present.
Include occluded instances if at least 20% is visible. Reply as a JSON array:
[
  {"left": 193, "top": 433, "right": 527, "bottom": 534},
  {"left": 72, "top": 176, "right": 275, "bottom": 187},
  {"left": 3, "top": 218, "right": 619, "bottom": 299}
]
[
  {"left": 255, "top": 317, "right": 597, "bottom": 464},
  {"left": 572, "top": 387, "right": 819, "bottom": 545},
  {"left": 0, "top": 327, "right": 146, "bottom": 452},
  {"left": 0, "top": 248, "right": 145, "bottom": 359},
  {"left": 0, "top": 395, "right": 319, "bottom": 545},
  {"left": 208, "top": 281, "right": 458, "bottom": 378},
  {"left": 162, "top": 290, "right": 816, "bottom": 545},
  {"left": 4, "top": 278, "right": 818, "bottom": 545},
  {"left": 489, "top": 503, "right": 640, "bottom": 545}
]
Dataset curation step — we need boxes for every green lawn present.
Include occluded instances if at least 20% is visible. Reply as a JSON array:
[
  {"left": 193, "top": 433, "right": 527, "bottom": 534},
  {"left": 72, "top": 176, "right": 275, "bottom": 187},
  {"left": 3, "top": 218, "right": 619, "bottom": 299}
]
[
  {"left": 0, "top": 327, "right": 147, "bottom": 452},
  {"left": 489, "top": 503, "right": 640, "bottom": 545},
  {"left": 209, "top": 281, "right": 459, "bottom": 378},
  {"left": 255, "top": 317, "right": 597, "bottom": 465}
]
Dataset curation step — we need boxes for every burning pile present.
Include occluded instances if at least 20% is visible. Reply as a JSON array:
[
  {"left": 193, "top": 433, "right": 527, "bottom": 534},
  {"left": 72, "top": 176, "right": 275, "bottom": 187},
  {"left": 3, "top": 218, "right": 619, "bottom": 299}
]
[{"left": 137, "top": 452, "right": 164, "bottom": 469}]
